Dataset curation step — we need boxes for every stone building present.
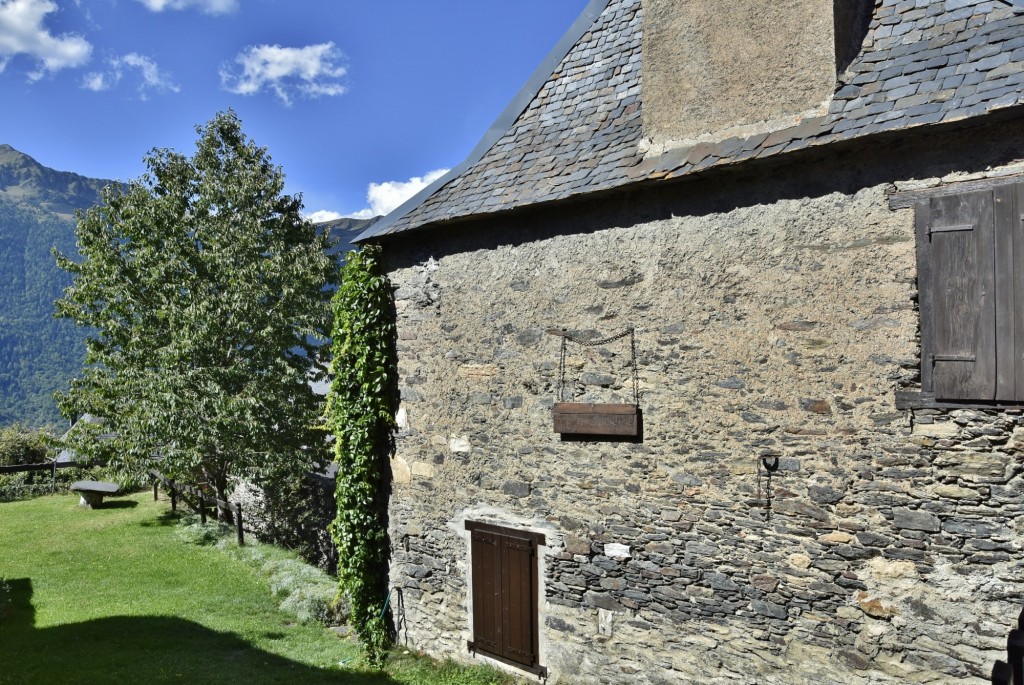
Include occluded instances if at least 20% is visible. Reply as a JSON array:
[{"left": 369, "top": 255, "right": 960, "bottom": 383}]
[{"left": 355, "top": 0, "right": 1024, "bottom": 682}]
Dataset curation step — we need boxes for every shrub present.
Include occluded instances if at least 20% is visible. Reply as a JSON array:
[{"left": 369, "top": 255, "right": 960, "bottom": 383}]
[
  {"left": 174, "top": 514, "right": 234, "bottom": 546},
  {"left": 0, "top": 424, "right": 53, "bottom": 466},
  {"left": 0, "top": 424, "right": 115, "bottom": 501},
  {"left": 251, "top": 552, "right": 346, "bottom": 626}
]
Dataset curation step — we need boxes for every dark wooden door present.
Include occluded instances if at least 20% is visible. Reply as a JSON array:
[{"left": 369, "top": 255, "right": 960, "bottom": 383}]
[{"left": 466, "top": 522, "right": 543, "bottom": 674}]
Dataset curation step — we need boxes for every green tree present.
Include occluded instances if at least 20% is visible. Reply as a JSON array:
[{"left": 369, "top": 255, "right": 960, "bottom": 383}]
[
  {"left": 327, "top": 245, "right": 396, "bottom": 667},
  {"left": 54, "top": 111, "right": 337, "bottom": 501}
]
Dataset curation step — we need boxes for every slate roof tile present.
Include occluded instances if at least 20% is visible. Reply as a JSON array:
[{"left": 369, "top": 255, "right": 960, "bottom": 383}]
[{"left": 364, "top": 0, "right": 1024, "bottom": 240}]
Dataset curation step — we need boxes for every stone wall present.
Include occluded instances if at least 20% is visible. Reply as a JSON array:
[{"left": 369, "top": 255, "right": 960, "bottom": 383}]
[{"left": 380, "top": 122, "right": 1024, "bottom": 683}]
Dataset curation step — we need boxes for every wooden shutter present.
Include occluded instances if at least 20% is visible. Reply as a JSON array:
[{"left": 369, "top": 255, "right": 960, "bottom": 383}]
[
  {"left": 501, "top": 536, "right": 537, "bottom": 667},
  {"left": 467, "top": 522, "right": 544, "bottom": 674},
  {"left": 927, "top": 190, "right": 996, "bottom": 400},
  {"left": 470, "top": 529, "right": 502, "bottom": 656},
  {"left": 994, "top": 183, "right": 1024, "bottom": 401},
  {"left": 1004, "top": 182, "right": 1024, "bottom": 402},
  {"left": 1013, "top": 183, "right": 1024, "bottom": 401}
]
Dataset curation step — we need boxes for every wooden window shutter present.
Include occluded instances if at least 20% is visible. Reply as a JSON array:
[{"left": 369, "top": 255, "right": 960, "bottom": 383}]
[
  {"left": 926, "top": 190, "right": 996, "bottom": 400},
  {"left": 994, "top": 183, "right": 1024, "bottom": 401},
  {"left": 466, "top": 521, "right": 544, "bottom": 675},
  {"left": 1003, "top": 181, "right": 1024, "bottom": 402}
]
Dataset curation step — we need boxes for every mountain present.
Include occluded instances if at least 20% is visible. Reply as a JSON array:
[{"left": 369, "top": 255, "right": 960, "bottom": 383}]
[
  {"left": 317, "top": 216, "right": 378, "bottom": 256},
  {"left": 0, "top": 145, "right": 109, "bottom": 219},
  {"left": 0, "top": 145, "right": 111, "bottom": 428}
]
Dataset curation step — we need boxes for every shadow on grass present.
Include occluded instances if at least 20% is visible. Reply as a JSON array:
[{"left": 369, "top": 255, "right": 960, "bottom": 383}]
[
  {"left": 0, "top": 579, "right": 396, "bottom": 685},
  {"left": 96, "top": 499, "right": 139, "bottom": 510},
  {"left": 138, "top": 509, "right": 181, "bottom": 528}
]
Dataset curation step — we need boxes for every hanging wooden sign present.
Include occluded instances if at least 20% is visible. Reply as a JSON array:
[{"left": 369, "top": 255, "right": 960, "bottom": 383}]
[
  {"left": 553, "top": 402, "right": 639, "bottom": 436},
  {"left": 549, "top": 327, "right": 641, "bottom": 438}
]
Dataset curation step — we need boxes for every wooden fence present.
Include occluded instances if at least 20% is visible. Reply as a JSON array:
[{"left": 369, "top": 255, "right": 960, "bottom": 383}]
[
  {"left": 992, "top": 608, "right": 1024, "bottom": 684},
  {"left": 149, "top": 469, "right": 244, "bottom": 546},
  {"left": 0, "top": 460, "right": 84, "bottom": 495}
]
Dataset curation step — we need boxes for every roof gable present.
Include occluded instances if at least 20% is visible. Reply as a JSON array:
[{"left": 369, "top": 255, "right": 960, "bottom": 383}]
[{"left": 360, "top": 0, "right": 1024, "bottom": 241}]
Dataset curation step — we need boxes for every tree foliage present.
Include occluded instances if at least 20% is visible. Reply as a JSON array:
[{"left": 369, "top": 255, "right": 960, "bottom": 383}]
[
  {"left": 54, "top": 111, "right": 337, "bottom": 500},
  {"left": 0, "top": 424, "right": 52, "bottom": 466},
  {"left": 326, "top": 244, "right": 396, "bottom": 667}
]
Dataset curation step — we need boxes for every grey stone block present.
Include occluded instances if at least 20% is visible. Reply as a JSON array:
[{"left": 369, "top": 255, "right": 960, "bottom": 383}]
[
  {"left": 894, "top": 508, "right": 941, "bottom": 532},
  {"left": 751, "top": 599, "right": 787, "bottom": 619}
]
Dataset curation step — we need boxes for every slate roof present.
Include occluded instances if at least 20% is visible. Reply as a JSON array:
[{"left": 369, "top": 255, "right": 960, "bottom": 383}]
[{"left": 360, "top": 0, "right": 1024, "bottom": 241}]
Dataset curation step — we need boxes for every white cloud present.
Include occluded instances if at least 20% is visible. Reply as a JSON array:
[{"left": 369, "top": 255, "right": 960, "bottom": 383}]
[
  {"left": 81, "top": 52, "right": 179, "bottom": 98},
  {"left": 344, "top": 168, "right": 449, "bottom": 219},
  {"left": 220, "top": 42, "right": 347, "bottom": 107},
  {"left": 305, "top": 210, "right": 342, "bottom": 224},
  {"left": 80, "top": 70, "right": 108, "bottom": 91},
  {"left": 119, "top": 53, "right": 179, "bottom": 94},
  {"left": 133, "top": 0, "right": 238, "bottom": 15},
  {"left": 0, "top": 0, "right": 92, "bottom": 80}
]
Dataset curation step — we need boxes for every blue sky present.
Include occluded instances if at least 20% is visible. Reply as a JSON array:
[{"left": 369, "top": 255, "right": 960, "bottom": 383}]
[{"left": 0, "top": 0, "right": 589, "bottom": 220}]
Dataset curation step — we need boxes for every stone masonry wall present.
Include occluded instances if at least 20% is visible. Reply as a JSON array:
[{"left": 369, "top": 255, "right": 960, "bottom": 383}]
[{"left": 381, "top": 123, "right": 1024, "bottom": 684}]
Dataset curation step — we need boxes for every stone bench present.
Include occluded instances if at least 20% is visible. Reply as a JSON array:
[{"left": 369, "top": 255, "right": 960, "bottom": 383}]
[{"left": 70, "top": 480, "right": 121, "bottom": 508}]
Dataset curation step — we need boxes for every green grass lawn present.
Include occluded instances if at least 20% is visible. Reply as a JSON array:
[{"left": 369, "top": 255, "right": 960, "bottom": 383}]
[{"left": 0, "top": 491, "right": 512, "bottom": 685}]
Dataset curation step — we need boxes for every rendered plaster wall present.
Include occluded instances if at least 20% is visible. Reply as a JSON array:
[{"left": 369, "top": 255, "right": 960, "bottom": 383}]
[
  {"left": 641, "top": 0, "right": 837, "bottom": 148},
  {"left": 381, "top": 126, "right": 1024, "bottom": 684}
]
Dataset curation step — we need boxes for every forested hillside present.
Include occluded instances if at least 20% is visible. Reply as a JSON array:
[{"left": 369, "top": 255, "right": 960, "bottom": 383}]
[
  {"left": 0, "top": 145, "right": 110, "bottom": 428},
  {"left": 0, "top": 200, "right": 77, "bottom": 426}
]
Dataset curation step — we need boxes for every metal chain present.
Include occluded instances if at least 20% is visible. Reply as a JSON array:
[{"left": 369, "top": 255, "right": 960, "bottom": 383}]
[
  {"left": 555, "top": 327, "right": 638, "bottom": 405},
  {"left": 552, "top": 327, "right": 633, "bottom": 347},
  {"left": 558, "top": 336, "right": 568, "bottom": 403},
  {"left": 630, "top": 328, "right": 638, "bottom": 406}
]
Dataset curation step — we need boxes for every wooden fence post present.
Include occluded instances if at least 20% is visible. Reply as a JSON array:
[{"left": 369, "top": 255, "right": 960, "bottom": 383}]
[{"left": 236, "top": 502, "right": 244, "bottom": 546}]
